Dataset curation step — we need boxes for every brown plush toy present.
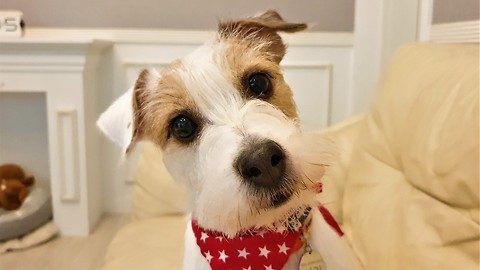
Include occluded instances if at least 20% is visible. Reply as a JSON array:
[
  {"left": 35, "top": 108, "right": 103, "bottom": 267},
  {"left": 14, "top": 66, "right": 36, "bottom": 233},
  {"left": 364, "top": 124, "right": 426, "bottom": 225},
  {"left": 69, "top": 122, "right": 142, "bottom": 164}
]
[{"left": 0, "top": 164, "right": 35, "bottom": 210}]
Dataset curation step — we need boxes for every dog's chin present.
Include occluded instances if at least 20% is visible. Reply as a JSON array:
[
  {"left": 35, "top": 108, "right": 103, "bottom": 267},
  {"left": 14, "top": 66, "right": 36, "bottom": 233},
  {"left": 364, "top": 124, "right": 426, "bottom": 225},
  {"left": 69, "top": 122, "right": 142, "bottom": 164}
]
[
  {"left": 194, "top": 186, "right": 315, "bottom": 237},
  {"left": 252, "top": 188, "right": 314, "bottom": 231},
  {"left": 270, "top": 190, "right": 294, "bottom": 208},
  {"left": 253, "top": 177, "right": 304, "bottom": 210},
  {"left": 252, "top": 185, "right": 312, "bottom": 220}
]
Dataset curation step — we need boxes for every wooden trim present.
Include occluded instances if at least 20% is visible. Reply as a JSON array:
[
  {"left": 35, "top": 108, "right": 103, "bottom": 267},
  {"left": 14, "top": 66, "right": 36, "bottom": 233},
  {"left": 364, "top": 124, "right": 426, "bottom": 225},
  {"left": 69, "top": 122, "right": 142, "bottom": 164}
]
[
  {"left": 281, "top": 62, "right": 333, "bottom": 127},
  {"left": 9, "top": 28, "right": 353, "bottom": 47},
  {"left": 56, "top": 108, "right": 81, "bottom": 203},
  {"left": 417, "top": 0, "right": 433, "bottom": 41},
  {"left": 430, "top": 20, "right": 479, "bottom": 43}
]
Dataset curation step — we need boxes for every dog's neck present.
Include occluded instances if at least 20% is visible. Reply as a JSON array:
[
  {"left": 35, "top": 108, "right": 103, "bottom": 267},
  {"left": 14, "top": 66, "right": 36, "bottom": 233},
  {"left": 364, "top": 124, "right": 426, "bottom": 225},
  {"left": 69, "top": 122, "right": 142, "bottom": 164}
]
[{"left": 192, "top": 206, "right": 313, "bottom": 239}]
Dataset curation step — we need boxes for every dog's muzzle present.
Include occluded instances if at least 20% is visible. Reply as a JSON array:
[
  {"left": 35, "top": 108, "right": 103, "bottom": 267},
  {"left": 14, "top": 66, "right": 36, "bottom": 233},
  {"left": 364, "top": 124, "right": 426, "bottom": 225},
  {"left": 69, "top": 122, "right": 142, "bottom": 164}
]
[{"left": 235, "top": 139, "right": 286, "bottom": 188}]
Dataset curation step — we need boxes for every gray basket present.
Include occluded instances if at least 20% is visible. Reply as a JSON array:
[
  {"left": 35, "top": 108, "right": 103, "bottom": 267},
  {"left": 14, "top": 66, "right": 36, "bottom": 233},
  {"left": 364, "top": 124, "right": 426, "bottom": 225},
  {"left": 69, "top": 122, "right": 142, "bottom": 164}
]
[{"left": 0, "top": 187, "right": 52, "bottom": 241}]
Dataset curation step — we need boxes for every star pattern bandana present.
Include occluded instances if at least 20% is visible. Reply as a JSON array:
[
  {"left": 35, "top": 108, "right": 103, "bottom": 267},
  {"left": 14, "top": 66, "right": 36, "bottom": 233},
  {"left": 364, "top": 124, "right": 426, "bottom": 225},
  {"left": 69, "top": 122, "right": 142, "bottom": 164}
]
[{"left": 192, "top": 220, "right": 305, "bottom": 270}]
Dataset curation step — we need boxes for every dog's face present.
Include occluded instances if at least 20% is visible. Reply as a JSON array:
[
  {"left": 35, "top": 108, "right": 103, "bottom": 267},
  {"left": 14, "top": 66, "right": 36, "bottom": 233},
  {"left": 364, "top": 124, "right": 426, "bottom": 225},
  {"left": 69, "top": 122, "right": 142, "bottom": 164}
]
[{"left": 100, "top": 11, "right": 332, "bottom": 237}]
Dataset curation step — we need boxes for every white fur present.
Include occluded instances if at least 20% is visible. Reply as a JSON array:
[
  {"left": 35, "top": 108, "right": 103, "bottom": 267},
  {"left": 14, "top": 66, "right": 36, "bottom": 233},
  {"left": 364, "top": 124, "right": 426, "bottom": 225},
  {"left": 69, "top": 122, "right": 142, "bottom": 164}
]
[
  {"left": 178, "top": 43, "right": 244, "bottom": 124},
  {"left": 310, "top": 209, "right": 362, "bottom": 270}
]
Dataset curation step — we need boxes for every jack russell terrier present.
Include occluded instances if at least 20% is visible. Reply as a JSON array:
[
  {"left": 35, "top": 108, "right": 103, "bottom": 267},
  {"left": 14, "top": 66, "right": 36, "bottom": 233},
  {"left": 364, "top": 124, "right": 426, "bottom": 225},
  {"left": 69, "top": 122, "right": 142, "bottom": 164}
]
[{"left": 98, "top": 10, "right": 360, "bottom": 270}]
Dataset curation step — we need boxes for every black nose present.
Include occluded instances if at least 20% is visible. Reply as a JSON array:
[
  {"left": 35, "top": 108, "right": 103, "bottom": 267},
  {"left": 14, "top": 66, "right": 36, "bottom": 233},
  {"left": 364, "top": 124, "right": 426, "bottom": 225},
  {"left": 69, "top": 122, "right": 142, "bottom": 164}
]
[{"left": 236, "top": 139, "right": 286, "bottom": 187}]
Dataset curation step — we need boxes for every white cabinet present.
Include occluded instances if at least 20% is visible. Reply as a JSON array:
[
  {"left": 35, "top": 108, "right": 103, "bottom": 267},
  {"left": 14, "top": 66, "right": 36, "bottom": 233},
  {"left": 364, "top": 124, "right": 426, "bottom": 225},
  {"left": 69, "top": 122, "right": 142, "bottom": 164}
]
[{"left": 0, "top": 40, "right": 110, "bottom": 235}]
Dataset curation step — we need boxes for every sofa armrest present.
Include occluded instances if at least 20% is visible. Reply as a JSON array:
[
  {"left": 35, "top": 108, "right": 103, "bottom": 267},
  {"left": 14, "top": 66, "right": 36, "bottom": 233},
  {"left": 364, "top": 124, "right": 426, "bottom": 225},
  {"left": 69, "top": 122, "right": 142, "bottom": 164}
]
[
  {"left": 102, "top": 216, "right": 187, "bottom": 270},
  {"left": 316, "top": 115, "right": 365, "bottom": 223},
  {"left": 132, "top": 142, "right": 187, "bottom": 220}
]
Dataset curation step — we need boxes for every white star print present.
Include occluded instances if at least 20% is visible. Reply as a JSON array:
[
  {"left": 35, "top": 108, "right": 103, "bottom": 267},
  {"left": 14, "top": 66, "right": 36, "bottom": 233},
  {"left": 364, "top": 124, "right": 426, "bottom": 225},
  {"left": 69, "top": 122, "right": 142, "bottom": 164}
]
[
  {"left": 200, "top": 232, "right": 209, "bottom": 242},
  {"left": 215, "top": 236, "right": 224, "bottom": 242},
  {"left": 242, "top": 267, "right": 252, "bottom": 270},
  {"left": 218, "top": 250, "right": 229, "bottom": 263},
  {"left": 264, "top": 265, "right": 274, "bottom": 270},
  {"left": 237, "top": 248, "right": 250, "bottom": 259},
  {"left": 276, "top": 225, "right": 287, "bottom": 233},
  {"left": 259, "top": 246, "right": 271, "bottom": 258},
  {"left": 204, "top": 251, "right": 213, "bottom": 263},
  {"left": 278, "top": 242, "right": 290, "bottom": 255}
]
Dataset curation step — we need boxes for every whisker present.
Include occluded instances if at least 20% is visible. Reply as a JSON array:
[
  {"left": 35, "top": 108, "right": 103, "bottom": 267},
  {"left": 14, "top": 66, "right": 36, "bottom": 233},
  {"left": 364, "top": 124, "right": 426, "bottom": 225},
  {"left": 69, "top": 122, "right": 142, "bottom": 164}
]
[
  {"left": 237, "top": 208, "right": 243, "bottom": 230},
  {"left": 302, "top": 171, "right": 315, "bottom": 184},
  {"left": 305, "top": 161, "right": 329, "bottom": 167},
  {"left": 318, "top": 200, "right": 338, "bottom": 206}
]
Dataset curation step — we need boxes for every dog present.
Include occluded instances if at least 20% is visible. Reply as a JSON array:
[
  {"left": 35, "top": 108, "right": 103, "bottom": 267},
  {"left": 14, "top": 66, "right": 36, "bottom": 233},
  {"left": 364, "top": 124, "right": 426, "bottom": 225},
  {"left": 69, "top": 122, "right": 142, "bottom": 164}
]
[{"left": 98, "top": 10, "right": 360, "bottom": 270}]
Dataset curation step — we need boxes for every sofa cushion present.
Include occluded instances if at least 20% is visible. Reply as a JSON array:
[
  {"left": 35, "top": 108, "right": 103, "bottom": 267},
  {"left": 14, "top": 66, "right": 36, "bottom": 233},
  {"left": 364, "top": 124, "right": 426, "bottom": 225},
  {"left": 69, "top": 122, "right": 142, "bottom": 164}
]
[
  {"left": 102, "top": 216, "right": 187, "bottom": 270},
  {"left": 342, "top": 44, "right": 479, "bottom": 269},
  {"left": 319, "top": 115, "right": 365, "bottom": 224},
  {"left": 132, "top": 142, "right": 187, "bottom": 220}
]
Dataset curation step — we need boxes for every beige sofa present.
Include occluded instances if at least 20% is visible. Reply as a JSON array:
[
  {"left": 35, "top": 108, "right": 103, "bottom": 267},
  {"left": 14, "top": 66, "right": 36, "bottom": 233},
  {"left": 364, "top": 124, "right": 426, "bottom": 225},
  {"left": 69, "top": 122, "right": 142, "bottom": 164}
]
[{"left": 102, "top": 43, "right": 479, "bottom": 270}]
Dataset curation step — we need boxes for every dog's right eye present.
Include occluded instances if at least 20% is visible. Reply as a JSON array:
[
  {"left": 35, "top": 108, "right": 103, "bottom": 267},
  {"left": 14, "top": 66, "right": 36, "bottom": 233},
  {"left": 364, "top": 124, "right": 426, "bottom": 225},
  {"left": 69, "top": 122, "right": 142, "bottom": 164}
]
[
  {"left": 169, "top": 115, "right": 198, "bottom": 143},
  {"left": 247, "top": 73, "right": 273, "bottom": 99}
]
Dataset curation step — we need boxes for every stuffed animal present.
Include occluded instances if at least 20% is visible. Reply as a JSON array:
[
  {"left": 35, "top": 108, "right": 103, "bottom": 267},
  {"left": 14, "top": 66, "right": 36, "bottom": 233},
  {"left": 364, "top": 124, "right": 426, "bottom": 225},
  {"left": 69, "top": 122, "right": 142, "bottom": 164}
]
[{"left": 0, "top": 164, "right": 35, "bottom": 210}]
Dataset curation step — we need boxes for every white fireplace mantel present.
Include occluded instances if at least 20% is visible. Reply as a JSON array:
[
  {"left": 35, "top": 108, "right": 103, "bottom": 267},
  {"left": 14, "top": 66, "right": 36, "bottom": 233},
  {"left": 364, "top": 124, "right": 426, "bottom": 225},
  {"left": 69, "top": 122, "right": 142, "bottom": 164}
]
[
  {"left": 1, "top": 28, "right": 355, "bottom": 222},
  {"left": 0, "top": 38, "right": 111, "bottom": 236}
]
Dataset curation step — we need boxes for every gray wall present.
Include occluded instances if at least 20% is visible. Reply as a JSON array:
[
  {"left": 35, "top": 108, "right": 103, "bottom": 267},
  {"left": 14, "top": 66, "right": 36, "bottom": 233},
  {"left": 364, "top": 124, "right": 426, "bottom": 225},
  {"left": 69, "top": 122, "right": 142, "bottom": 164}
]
[
  {"left": 0, "top": 0, "right": 355, "bottom": 31},
  {"left": 433, "top": 0, "right": 479, "bottom": 23},
  {"left": 1, "top": 0, "right": 478, "bottom": 31},
  {"left": 0, "top": 93, "right": 50, "bottom": 187}
]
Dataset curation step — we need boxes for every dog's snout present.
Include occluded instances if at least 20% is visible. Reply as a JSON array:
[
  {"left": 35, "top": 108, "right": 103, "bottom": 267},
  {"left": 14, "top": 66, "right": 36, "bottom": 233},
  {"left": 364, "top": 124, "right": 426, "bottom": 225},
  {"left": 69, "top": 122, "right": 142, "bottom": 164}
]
[{"left": 236, "top": 140, "right": 286, "bottom": 187}]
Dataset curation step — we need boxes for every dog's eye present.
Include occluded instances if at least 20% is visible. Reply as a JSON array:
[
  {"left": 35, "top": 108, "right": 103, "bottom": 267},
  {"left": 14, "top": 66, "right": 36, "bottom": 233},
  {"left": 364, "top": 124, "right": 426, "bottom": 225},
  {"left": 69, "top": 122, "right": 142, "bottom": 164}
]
[
  {"left": 169, "top": 115, "right": 198, "bottom": 142},
  {"left": 248, "top": 73, "right": 272, "bottom": 98}
]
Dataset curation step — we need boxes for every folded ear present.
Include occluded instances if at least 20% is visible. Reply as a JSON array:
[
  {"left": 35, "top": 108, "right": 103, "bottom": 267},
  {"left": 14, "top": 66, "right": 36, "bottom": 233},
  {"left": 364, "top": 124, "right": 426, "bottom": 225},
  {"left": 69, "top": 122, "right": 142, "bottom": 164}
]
[
  {"left": 97, "top": 69, "right": 157, "bottom": 154},
  {"left": 218, "top": 10, "right": 307, "bottom": 63},
  {"left": 97, "top": 87, "right": 135, "bottom": 154}
]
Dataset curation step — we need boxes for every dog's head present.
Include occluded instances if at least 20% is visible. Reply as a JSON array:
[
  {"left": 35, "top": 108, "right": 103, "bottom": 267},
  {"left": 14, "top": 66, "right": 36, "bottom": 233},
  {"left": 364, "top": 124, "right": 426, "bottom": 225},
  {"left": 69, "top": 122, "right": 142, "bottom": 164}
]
[{"left": 99, "top": 10, "right": 333, "bottom": 236}]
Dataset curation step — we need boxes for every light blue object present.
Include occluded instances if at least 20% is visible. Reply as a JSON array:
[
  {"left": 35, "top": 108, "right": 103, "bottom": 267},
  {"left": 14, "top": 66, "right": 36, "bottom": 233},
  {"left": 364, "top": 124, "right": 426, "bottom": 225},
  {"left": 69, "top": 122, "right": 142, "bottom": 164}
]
[{"left": 0, "top": 187, "right": 52, "bottom": 241}]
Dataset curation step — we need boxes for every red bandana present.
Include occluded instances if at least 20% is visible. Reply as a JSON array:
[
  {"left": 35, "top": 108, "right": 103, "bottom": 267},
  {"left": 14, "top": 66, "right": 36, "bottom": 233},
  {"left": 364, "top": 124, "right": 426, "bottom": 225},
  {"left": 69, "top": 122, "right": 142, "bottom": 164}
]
[{"left": 191, "top": 221, "right": 305, "bottom": 270}]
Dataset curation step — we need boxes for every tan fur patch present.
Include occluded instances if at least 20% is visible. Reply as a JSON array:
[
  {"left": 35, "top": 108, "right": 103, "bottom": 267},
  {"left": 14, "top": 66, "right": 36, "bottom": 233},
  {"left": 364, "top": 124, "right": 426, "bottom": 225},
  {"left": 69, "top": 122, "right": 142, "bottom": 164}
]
[
  {"left": 218, "top": 10, "right": 307, "bottom": 63},
  {"left": 215, "top": 10, "right": 305, "bottom": 119},
  {"left": 216, "top": 40, "right": 298, "bottom": 119},
  {"left": 133, "top": 66, "right": 202, "bottom": 149}
]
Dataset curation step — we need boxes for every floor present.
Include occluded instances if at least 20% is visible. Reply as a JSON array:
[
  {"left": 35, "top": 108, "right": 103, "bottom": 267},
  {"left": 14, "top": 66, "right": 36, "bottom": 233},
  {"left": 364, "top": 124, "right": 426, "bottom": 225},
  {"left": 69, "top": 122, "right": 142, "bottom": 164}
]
[{"left": 0, "top": 214, "right": 129, "bottom": 270}]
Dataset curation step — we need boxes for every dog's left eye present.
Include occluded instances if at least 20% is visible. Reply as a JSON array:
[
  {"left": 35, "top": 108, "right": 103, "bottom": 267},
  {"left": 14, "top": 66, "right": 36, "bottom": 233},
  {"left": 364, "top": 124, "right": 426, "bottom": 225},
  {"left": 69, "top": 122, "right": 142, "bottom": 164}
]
[
  {"left": 169, "top": 115, "right": 198, "bottom": 143},
  {"left": 247, "top": 73, "right": 272, "bottom": 98}
]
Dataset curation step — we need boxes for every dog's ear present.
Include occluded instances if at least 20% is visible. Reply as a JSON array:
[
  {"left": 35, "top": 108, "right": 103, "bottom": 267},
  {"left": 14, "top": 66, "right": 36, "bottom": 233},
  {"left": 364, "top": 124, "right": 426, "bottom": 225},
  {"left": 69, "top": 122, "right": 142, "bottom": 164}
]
[
  {"left": 97, "top": 87, "right": 135, "bottom": 154},
  {"left": 218, "top": 10, "right": 307, "bottom": 63},
  {"left": 97, "top": 69, "right": 157, "bottom": 154}
]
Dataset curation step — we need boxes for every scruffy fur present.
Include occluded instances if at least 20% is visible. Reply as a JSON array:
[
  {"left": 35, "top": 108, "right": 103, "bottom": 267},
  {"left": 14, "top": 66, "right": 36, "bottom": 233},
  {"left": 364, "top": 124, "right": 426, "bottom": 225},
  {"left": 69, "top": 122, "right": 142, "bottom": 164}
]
[
  {"left": 130, "top": 11, "right": 327, "bottom": 236},
  {"left": 98, "top": 10, "right": 360, "bottom": 270}
]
